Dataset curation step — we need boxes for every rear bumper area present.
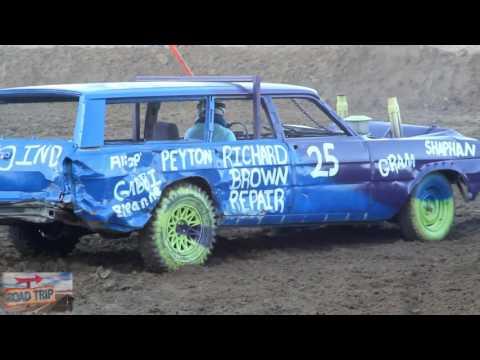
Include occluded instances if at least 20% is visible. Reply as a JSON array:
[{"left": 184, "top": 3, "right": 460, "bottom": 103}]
[{"left": 0, "top": 202, "right": 77, "bottom": 225}]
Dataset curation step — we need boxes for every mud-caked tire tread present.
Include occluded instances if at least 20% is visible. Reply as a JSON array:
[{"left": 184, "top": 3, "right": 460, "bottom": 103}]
[{"left": 140, "top": 184, "right": 217, "bottom": 273}]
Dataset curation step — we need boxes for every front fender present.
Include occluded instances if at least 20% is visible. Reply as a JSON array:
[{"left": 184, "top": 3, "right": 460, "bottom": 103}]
[{"left": 408, "top": 161, "right": 469, "bottom": 196}]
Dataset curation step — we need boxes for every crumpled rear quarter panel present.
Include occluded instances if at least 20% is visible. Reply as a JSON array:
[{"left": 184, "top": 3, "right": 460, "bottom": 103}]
[
  {"left": 0, "top": 140, "right": 74, "bottom": 204},
  {"left": 70, "top": 145, "right": 222, "bottom": 233}
]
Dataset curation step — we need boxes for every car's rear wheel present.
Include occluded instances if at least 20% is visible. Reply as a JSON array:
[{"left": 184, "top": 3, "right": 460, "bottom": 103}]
[
  {"left": 9, "top": 223, "right": 82, "bottom": 256},
  {"left": 139, "top": 184, "right": 216, "bottom": 272},
  {"left": 399, "top": 173, "right": 455, "bottom": 242}
]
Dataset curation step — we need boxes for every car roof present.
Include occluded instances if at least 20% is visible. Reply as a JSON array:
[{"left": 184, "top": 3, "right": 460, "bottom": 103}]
[{"left": 0, "top": 81, "right": 319, "bottom": 100}]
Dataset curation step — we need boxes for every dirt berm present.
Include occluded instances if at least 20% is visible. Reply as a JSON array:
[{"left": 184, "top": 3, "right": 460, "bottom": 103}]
[
  {"left": 1, "top": 45, "right": 480, "bottom": 117},
  {"left": 1, "top": 45, "right": 480, "bottom": 315}
]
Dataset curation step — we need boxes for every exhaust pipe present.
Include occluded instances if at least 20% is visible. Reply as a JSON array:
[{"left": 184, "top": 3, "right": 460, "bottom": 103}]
[
  {"left": 388, "top": 97, "right": 403, "bottom": 138},
  {"left": 336, "top": 95, "right": 349, "bottom": 118}
]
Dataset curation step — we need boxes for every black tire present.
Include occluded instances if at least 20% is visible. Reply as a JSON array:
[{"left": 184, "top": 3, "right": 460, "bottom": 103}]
[
  {"left": 139, "top": 184, "right": 217, "bottom": 273},
  {"left": 399, "top": 173, "right": 455, "bottom": 242},
  {"left": 9, "top": 223, "right": 81, "bottom": 257}
]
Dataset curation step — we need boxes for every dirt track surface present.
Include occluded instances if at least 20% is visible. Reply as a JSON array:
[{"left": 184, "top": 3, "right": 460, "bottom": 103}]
[
  {"left": 1, "top": 45, "right": 480, "bottom": 315},
  {"left": 1, "top": 212, "right": 480, "bottom": 315}
]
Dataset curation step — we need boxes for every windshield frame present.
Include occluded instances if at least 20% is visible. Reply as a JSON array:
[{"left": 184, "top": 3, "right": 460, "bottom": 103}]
[{"left": 269, "top": 94, "right": 356, "bottom": 139}]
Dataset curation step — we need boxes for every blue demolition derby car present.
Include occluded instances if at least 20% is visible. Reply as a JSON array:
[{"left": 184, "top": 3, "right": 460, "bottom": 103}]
[{"left": 0, "top": 76, "right": 479, "bottom": 272}]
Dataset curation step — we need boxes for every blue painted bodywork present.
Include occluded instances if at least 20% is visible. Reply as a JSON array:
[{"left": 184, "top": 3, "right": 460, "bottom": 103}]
[{"left": 0, "top": 80, "right": 479, "bottom": 234}]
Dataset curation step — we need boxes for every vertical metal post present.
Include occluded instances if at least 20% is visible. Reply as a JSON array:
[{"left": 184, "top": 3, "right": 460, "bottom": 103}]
[
  {"left": 132, "top": 103, "right": 141, "bottom": 141},
  {"left": 388, "top": 97, "right": 403, "bottom": 138},
  {"left": 336, "top": 95, "right": 349, "bottom": 118},
  {"left": 206, "top": 97, "right": 215, "bottom": 143},
  {"left": 253, "top": 75, "right": 261, "bottom": 139}
]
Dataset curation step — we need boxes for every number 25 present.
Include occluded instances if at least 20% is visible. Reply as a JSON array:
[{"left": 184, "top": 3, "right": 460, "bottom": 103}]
[{"left": 307, "top": 144, "right": 339, "bottom": 178}]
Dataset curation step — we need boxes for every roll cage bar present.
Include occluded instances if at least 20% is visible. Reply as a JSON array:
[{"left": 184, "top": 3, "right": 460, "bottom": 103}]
[{"left": 133, "top": 76, "right": 262, "bottom": 140}]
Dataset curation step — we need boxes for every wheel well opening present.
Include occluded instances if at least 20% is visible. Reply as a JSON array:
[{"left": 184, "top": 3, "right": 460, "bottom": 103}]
[
  {"left": 437, "top": 170, "right": 470, "bottom": 202},
  {"left": 438, "top": 170, "right": 462, "bottom": 184},
  {"left": 163, "top": 177, "right": 216, "bottom": 204}
]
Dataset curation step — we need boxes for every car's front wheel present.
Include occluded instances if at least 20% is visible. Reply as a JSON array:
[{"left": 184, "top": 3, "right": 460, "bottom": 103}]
[
  {"left": 399, "top": 173, "right": 455, "bottom": 242},
  {"left": 139, "top": 184, "right": 217, "bottom": 272}
]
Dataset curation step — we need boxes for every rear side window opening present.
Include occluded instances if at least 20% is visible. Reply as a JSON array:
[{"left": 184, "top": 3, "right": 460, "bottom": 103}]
[
  {"left": 105, "top": 97, "right": 208, "bottom": 144},
  {"left": 0, "top": 96, "right": 78, "bottom": 140}
]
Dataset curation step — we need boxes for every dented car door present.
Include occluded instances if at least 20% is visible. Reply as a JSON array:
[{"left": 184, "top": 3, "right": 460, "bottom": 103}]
[
  {"left": 214, "top": 140, "right": 293, "bottom": 225},
  {"left": 286, "top": 135, "right": 372, "bottom": 222},
  {"left": 271, "top": 96, "right": 372, "bottom": 222}
]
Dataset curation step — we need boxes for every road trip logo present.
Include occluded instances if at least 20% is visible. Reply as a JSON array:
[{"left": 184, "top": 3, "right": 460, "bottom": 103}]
[{"left": 1, "top": 273, "right": 73, "bottom": 314}]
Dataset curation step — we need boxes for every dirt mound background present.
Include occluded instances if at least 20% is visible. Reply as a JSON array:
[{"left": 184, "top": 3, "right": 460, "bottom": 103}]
[
  {"left": 1, "top": 45, "right": 480, "bottom": 118},
  {"left": 1, "top": 45, "right": 480, "bottom": 315}
]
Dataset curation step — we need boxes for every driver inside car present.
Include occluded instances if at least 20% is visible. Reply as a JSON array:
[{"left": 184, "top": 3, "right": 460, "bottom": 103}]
[{"left": 185, "top": 101, "right": 237, "bottom": 142}]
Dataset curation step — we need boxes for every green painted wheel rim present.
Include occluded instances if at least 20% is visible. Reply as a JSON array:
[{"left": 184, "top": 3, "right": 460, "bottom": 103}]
[
  {"left": 166, "top": 204, "right": 202, "bottom": 254},
  {"left": 152, "top": 186, "right": 215, "bottom": 271},
  {"left": 413, "top": 184, "right": 454, "bottom": 241}
]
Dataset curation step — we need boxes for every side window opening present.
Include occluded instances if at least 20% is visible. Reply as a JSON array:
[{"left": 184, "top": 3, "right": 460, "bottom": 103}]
[
  {"left": 272, "top": 97, "right": 346, "bottom": 139},
  {"left": 105, "top": 103, "right": 144, "bottom": 142},
  {"left": 215, "top": 97, "right": 275, "bottom": 141},
  {"left": 104, "top": 96, "right": 276, "bottom": 144},
  {"left": 0, "top": 100, "right": 77, "bottom": 140},
  {"left": 150, "top": 100, "right": 202, "bottom": 142},
  {"left": 104, "top": 98, "right": 207, "bottom": 144}
]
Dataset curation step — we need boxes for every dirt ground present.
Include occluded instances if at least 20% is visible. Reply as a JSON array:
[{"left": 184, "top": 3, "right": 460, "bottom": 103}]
[{"left": 1, "top": 45, "right": 480, "bottom": 315}]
